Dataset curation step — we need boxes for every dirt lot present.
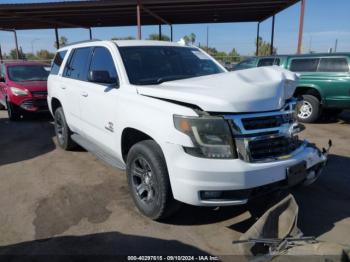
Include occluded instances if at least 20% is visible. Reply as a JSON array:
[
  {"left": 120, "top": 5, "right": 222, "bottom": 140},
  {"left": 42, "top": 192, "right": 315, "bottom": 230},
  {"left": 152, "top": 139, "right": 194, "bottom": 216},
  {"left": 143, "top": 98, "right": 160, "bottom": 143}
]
[{"left": 0, "top": 110, "right": 349, "bottom": 257}]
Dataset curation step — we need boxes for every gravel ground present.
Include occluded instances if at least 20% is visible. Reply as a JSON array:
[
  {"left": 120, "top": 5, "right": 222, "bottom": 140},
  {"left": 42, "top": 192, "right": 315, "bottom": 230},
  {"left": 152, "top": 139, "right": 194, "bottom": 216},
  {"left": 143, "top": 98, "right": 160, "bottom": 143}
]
[{"left": 0, "top": 110, "right": 349, "bottom": 257}]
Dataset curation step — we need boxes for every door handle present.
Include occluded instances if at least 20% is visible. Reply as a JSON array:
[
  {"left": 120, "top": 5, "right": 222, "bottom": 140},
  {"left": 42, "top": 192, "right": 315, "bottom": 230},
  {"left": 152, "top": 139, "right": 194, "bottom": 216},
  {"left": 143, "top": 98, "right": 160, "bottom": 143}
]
[
  {"left": 81, "top": 91, "right": 88, "bottom": 97},
  {"left": 60, "top": 86, "right": 67, "bottom": 90}
]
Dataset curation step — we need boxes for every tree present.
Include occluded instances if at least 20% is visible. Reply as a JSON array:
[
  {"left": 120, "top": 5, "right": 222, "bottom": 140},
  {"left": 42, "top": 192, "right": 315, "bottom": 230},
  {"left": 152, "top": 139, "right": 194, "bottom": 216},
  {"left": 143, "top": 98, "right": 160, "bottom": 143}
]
[
  {"left": 228, "top": 48, "right": 240, "bottom": 62},
  {"left": 111, "top": 36, "right": 135, "bottom": 40},
  {"left": 26, "top": 53, "right": 37, "bottom": 60},
  {"left": 255, "top": 37, "right": 277, "bottom": 56},
  {"left": 182, "top": 33, "right": 196, "bottom": 45},
  {"left": 9, "top": 48, "right": 26, "bottom": 59},
  {"left": 189, "top": 33, "right": 196, "bottom": 45},
  {"left": 147, "top": 34, "right": 170, "bottom": 41},
  {"left": 36, "top": 49, "right": 55, "bottom": 60},
  {"left": 54, "top": 36, "right": 68, "bottom": 49}
]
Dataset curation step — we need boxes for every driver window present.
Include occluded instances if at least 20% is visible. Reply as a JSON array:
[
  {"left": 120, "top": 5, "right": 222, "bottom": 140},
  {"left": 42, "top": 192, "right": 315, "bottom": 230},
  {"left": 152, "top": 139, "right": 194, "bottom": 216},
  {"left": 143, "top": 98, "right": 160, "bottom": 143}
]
[{"left": 89, "top": 47, "right": 118, "bottom": 84}]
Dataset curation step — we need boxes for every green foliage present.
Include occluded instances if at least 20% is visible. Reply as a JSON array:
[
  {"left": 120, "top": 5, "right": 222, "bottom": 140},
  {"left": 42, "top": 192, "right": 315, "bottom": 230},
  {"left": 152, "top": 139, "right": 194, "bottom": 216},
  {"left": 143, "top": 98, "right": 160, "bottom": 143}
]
[
  {"left": 201, "top": 47, "right": 240, "bottom": 63},
  {"left": 147, "top": 34, "right": 170, "bottom": 41},
  {"left": 36, "top": 49, "right": 55, "bottom": 60},
  {"left": 54, "top": 36, "right": 68, "bottom": 49},
  {"left": 9, "top": 48, "right": 26, "bottom": 59},
  {"left": 111, "top": 36, "right": 135, "bottom": 40},
  {"left": 255, "top": 37, "right": 277, "bottom": 56},
  {"left": 182, "top": 33, "right": 196, "bottom": 45}
]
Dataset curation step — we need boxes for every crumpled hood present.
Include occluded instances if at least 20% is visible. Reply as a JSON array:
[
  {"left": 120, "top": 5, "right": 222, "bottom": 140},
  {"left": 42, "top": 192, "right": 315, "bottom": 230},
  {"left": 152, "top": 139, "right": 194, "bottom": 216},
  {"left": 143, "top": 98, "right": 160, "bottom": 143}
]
[{"left": 137, "top": 66, "right": 299, "bottom": 113}]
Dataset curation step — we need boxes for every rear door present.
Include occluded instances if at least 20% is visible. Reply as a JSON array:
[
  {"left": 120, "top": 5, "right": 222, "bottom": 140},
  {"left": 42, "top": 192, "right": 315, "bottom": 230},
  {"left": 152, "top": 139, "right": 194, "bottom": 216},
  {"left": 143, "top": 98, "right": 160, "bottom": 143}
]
[
  {"left": 60, "top": 47, "right": 92, "bottom": 129},
  {"left": 316, "top": 57, "right": 350, "bottom": 107},
  {"left": 79, "top": 46, "right": 120, "bottom": 154}
]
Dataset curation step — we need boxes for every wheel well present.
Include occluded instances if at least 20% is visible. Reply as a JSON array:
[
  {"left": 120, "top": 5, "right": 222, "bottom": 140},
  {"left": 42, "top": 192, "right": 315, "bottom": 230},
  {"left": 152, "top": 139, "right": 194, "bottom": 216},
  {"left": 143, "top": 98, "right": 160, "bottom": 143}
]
[
  {"left": 121, "top": 128, "right": 153, "bottom": 162},
  {"left": 51, "top": 98, "right": 62, "bottom": 114},
  {"left": 294, "top": 87, "right": 322, "bottom": 101}
]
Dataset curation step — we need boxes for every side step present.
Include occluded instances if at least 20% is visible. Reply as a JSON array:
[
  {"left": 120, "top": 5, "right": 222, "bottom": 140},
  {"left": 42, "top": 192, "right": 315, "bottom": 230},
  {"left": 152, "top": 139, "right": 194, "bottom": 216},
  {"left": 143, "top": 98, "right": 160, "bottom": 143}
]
[{"left": 71, "top": 134, "right": 126, "bottom": 171}]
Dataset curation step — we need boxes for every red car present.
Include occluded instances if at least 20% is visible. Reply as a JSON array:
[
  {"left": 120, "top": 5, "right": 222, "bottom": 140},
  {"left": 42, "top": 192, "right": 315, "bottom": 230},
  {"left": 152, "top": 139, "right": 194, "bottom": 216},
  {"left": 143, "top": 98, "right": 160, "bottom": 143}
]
[{"left": 0, "top": 61, "right": 49, "bottom": 120}]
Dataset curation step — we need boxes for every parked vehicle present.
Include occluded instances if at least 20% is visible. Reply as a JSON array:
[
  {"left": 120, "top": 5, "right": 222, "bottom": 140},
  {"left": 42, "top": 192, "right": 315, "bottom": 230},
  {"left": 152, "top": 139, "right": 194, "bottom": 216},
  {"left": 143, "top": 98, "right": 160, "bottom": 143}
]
[
  {"left": 48, "top": 40, "right": 328, "bottom": 220},
  {"left": 234, "top": 53, "right": 350, "bottom": 123},
  {"left": 0, "top": 61, "right": 49, "bottom": 120}
]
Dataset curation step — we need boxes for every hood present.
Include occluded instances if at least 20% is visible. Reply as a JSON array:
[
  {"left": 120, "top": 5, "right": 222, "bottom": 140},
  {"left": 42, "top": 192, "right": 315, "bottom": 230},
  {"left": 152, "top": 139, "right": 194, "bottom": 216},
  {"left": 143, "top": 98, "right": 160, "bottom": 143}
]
[
  {"left": 137, "top": 66, "right": 298, "bottom": 113},
  {"left": 10, "top": 81, "right": 47, "bottom": 92}
]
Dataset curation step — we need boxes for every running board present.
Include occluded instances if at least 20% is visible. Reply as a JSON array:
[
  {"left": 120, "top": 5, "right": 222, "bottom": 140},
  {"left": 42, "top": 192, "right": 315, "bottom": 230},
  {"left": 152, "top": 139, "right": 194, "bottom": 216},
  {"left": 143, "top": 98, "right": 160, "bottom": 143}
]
[{"left": 71, "top": 134, "right": 126, "bottom": 171}]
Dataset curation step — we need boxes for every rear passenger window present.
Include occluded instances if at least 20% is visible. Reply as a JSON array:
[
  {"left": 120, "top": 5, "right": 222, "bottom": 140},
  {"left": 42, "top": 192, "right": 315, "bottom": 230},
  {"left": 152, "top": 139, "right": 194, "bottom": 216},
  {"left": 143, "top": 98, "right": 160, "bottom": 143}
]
[
  {"left": 50, "top": 50, "right": 67, "bottom": 75},
  {"left": 290, "top": 58, "right": 320, "bottom": 72},
  {"left": 89, "top": 47, "right": 118, "bottom": 83},
  {"left": 318, "top": 58, "right": 349, "bottom": 72},
  {"left": 257, "top": 58, "right": 275, "bottom": 67},
  {"left": 64, "top": 47, "right": 92, "bottom": 80}
]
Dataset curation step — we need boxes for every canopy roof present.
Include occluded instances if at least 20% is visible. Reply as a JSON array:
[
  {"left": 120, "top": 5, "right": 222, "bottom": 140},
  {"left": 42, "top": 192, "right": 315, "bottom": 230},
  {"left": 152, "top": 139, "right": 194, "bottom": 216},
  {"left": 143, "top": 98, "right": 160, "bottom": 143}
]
[{"left": 0, "top": 0, "right": 300, "bottom": 30}]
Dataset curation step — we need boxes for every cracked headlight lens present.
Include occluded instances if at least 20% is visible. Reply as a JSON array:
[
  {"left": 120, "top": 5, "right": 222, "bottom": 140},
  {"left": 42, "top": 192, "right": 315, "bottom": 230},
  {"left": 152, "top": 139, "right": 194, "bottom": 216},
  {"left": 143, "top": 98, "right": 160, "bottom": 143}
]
[{"left": 174, "top": 115, "right": 236, "bottom": 159}]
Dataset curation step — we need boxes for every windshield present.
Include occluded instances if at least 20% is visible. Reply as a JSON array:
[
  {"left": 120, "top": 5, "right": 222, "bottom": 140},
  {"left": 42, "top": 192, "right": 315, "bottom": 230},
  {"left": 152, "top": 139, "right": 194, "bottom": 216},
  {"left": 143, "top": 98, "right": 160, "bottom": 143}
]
[
  {"left": 118, "top": 46, "right": 225, "bottom": 85},
  {"left": 8, "top": 65, "right": 49, "bottom": 82}
]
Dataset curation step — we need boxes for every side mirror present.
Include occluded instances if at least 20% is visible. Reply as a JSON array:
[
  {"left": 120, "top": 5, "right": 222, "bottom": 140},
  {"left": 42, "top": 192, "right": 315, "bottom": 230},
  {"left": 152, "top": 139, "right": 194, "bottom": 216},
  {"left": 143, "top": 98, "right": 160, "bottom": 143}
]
[{"left": 88, "top": 70, "right": 115, "bottom": 85}]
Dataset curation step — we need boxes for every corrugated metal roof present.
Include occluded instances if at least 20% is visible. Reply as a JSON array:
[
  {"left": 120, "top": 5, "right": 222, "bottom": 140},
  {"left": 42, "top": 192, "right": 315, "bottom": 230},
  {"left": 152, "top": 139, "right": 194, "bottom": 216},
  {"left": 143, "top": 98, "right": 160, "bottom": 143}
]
[{"left": 0, "top": 0, "right": 300, "bottom": 30}]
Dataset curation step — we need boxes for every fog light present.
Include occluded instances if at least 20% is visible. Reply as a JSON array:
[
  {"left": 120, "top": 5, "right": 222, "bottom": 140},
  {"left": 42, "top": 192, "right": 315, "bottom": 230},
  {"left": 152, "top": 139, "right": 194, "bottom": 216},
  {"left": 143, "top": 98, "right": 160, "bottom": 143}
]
[{"left": 201, "top": 191, "right": 223, "bottom": 200}]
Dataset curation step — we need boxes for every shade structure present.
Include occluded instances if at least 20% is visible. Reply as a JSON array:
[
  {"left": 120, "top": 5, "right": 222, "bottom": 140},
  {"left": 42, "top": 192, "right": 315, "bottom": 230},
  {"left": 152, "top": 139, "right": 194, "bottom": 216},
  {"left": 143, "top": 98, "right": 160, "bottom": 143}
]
[{"left": 0, "top": 0, "right": 299, "bottom": 30}]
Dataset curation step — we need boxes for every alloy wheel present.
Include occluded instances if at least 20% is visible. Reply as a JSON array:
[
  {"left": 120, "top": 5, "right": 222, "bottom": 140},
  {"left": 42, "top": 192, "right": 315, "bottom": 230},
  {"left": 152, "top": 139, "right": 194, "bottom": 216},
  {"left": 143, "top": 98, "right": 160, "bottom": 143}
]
[
  {"left": 131, "top": 157, "right": 158, "bottom": 204},
  {"left": 298, "top": 101, "right": 313, "bottom": 119}
]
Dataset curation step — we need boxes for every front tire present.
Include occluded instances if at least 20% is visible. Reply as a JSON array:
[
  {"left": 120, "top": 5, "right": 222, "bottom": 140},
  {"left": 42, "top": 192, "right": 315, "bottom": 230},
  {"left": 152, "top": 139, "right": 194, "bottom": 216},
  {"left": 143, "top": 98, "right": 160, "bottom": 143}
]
[
  {"left": 126, "top": 140, "right": 179, "bottom": 220},
  {"left": 54, "top": 107, "right": 76, "bottom": 150},
  {"left": 6, "top": 99, "right": 21, "bottom": 121},
  {"left": 297, "top": 95, "right": 321, "bottom": 123}
]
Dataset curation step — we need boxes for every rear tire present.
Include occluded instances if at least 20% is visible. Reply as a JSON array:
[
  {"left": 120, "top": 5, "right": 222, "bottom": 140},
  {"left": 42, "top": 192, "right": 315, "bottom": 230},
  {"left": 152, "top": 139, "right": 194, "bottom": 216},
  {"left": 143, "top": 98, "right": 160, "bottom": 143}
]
[
  {"left": 54, "top": 107, "right": 76, "bottom": 150},
  {"left": 6, "top": 99, "right": 21, "bottom": 121},
  {"left": 126, "top": 140, "right": 180, "bottom": 220},
  {"left": 297, "top": 95, "right": 321, "bottom": 123}
]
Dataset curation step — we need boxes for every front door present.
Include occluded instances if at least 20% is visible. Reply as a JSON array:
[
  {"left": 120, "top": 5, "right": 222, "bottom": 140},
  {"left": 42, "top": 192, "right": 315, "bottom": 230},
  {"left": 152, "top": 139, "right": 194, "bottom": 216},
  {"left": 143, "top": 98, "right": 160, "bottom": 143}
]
[{"left": 79, "top": 46, "right": 120, "bottom": 154}]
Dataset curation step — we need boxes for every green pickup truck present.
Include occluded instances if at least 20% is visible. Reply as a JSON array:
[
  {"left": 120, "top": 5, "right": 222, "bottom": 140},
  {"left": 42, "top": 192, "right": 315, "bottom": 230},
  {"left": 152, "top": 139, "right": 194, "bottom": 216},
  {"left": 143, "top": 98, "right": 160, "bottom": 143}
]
[{"left": 234, "top": 53, "right": 350, "bottom": 123}]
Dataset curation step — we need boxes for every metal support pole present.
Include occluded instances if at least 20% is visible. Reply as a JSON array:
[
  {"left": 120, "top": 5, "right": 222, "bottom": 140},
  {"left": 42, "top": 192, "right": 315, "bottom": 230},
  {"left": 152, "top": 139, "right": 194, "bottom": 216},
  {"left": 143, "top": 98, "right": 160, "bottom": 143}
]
[
  {"left": 206, "top": 26, "right": 209, "bottom": 48},
  {"left": 55, "top": 28, "right": 59, "bottom": 49},
  {"left": 13, "top": 30, "right": 19, "bottom": 59},
  {"left": 0, "top": 44, "right": 3, "bottom": 61},
  {"left": 270, "top": 15, "right": 275, "bottom": 55},
  {"left": 297, "top": 0, "right": 305, "bottom": 54},
  {"left": 170, "top": 25, "right": 173, "bottom": 41},
  {"left": 158, "top": 24, "right": 162, "bottom": 40},
  {"left": 136, "top": 0, "right": 142, "bottom": 40},
  {"left": 256, "top": 22, "right": 260, "bottom": 56},
  {"left": 89, "top": 28, "right": 92, "bottom": 40}
]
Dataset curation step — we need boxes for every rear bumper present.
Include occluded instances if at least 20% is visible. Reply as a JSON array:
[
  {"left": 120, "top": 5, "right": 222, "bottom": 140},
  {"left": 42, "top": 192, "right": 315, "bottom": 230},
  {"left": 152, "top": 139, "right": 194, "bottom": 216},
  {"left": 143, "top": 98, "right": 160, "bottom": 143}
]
[{"left": 163, "top": 141, "right": 327, "bottom": 206}]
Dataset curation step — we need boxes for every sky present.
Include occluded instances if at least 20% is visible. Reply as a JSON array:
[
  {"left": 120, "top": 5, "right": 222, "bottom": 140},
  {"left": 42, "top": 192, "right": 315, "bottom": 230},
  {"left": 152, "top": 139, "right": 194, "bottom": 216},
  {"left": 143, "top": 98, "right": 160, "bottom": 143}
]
[{"left": 0, "top": 0, "right": 350, "bottom": 56}]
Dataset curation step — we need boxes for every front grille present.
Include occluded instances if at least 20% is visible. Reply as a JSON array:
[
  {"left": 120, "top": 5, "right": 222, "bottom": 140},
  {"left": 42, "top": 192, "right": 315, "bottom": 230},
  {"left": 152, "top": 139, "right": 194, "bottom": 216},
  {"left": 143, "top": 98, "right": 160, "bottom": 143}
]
[
  {"left": 242, "top": 114, "right": 293, "bottom": 130},
  {"left": 31, "top": 90, "right": 47, "bottom": 96},
  {"left": 248, "top": 136, "right": 301, "bottom": 160},
  {"left": 21, "top": 100, "right": 33, "bottom": 107},
  {"left": 34, "top": 99, "right": 48, "bottom": 109},
  {"left": 21, "top": 99, "right": 48, "bottom": 110}
]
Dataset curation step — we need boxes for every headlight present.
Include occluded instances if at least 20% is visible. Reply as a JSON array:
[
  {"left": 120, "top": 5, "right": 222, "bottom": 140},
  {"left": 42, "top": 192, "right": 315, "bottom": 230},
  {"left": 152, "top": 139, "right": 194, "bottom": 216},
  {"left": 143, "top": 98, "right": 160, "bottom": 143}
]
[
  {"left": 10, "top": 87, "right": 29, "bottom": 96},
  {"left": 174, "top": 115, "right": 236, "bottom": 159}
]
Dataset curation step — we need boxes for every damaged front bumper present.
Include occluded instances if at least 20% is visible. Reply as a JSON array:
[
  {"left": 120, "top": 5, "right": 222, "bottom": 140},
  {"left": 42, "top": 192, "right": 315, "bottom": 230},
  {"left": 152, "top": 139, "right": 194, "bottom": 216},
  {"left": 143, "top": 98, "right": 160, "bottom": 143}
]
[{"left": 301, "top": 140, "right": 331, "bottom": 186}]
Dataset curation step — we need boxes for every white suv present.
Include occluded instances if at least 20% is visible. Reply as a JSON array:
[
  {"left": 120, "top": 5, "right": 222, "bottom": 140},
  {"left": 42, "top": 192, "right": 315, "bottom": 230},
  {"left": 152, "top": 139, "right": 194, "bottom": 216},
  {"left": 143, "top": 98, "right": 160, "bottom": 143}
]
[{"left": 48, "top": 40, "right": 328, "bottom": 220}]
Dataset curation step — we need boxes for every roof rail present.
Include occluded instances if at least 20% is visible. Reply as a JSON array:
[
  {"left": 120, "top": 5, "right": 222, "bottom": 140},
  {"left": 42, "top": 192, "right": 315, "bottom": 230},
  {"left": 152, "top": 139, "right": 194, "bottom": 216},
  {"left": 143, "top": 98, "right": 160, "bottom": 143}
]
[{"left": 61, "top": 39, "right": 101, "bottom": 48}]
